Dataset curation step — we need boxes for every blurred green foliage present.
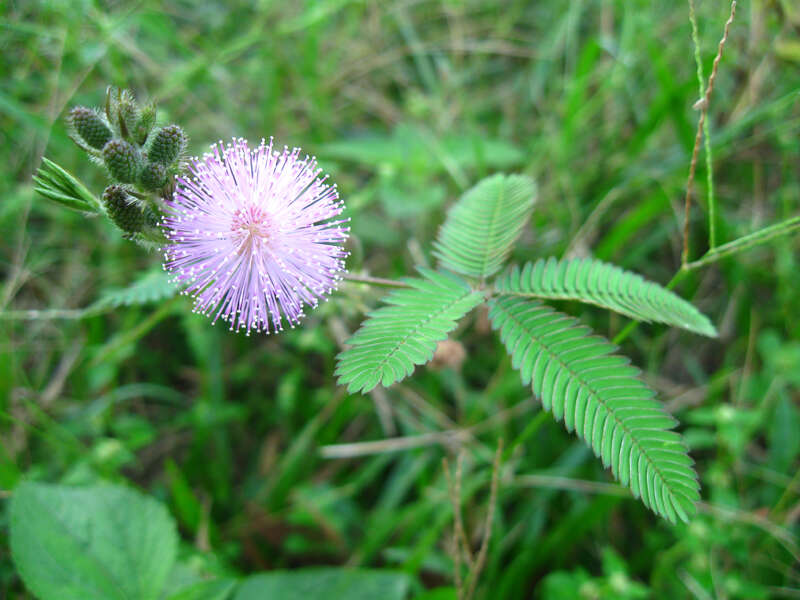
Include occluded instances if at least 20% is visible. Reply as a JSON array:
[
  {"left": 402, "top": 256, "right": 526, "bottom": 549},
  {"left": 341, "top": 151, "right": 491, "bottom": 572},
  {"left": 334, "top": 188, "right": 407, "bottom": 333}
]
[{"left": 1, "top": 0, "right": 799, "bottom": 598}]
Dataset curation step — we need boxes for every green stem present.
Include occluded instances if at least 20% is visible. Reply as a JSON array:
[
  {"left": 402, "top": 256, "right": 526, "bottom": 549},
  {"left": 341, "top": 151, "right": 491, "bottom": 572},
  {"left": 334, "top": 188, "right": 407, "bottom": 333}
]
[
  {"left": 689, "top": 0, "right": 718, "bottom": 249},
  {"left": 684, "top": 216, "right": 800, "bottom": 270},
  {"left": 342, "top": 272, "right": 410, "bottom": 288},
  {"left": 0, "top": 307, "right": 103, "bottom": 320},
  {"left": 615, "top": 215, "right": 799, "bottom": 345}
]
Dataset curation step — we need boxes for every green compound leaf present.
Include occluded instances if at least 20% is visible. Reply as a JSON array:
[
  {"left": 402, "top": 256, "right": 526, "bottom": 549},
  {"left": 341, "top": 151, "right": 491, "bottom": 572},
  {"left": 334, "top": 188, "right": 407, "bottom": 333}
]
[
  {"left": 9, "top": 481, "right": 178, "bottom": 600},
  {"left": 495, "top": 257, "right": 717, "bottom": 337},
  {"left": 489, "top": 297, "right": 700, "bottom": 523},
  {"left": 33, "top": 157, "right": 101, "bottom": 213},
  {"left": 433, "top": 174, "right": 536, "bottom": 279},
  {"left": 96, "top": 268, "right": 176, "bottom": 309},
  {"left": 336, "top": 269, "right": 484, "bottom": 394}
]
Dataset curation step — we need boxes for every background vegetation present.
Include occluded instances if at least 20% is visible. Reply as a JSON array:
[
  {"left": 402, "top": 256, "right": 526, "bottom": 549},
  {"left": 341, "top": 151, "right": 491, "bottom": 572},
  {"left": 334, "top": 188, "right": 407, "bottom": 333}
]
[{"left": 2, "top": 0, "right": 799, "bottom": 598}]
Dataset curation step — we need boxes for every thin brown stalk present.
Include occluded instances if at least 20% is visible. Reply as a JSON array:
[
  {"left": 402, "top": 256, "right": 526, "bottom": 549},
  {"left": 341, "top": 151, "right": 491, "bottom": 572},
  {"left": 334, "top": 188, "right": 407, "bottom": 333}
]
[
  {"left": 682, "top": 1, "right": 737, "bottom": 266},
  {"left": 443, "top": 454, "right": 474, "bottom": 584},
  {"left": 464, "top": 439, "right": 503, "bottom": 600},
  {"left": 454, "top": 451, "right": 474, "bottom": 569},
  {"left": 442, "top": 458, "right": 460, "bottom": 597},
  {"left": 449, "top": 526, "right": 464, "bottom": 599}
]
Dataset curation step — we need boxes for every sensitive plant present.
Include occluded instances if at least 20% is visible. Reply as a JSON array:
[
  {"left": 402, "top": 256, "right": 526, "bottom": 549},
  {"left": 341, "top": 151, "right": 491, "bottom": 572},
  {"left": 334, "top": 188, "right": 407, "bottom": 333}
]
[
  {"left": 57, "top": 90, "right": 712, "bottom": 523},
  {"left": 16, "top": 5, "right": 800, "bottom": 588},
  {"left": 36, "top": 89, "right": 714, "bottom": 524},
  {"left": 15, "top": 81, "right": 725, "bottom": 598},
  {"left": 6, "top": 2, "right": 800, "bottom": 598},
  {"left": 334, "top": 172, "right": 711, "bottom": 523}
]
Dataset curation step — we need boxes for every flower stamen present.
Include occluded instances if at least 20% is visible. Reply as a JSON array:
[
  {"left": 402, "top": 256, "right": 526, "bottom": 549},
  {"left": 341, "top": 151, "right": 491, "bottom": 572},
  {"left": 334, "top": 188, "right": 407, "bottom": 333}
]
[{"left": 161, "top": 137, "right": 349, "bottom": 334}]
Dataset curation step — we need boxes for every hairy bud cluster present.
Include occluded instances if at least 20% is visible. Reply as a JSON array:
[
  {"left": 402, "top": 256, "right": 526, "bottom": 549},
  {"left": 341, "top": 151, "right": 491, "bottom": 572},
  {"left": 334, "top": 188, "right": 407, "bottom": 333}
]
[
  {"left": 64, "top": 86, "right": 188, "bottom": 240},
  {"left": 103, "top": 139, "right": 141, "bottom": 183},
  {"left": 139, "top": 162, "right": 167, "bottom": 191},
  {"left": 102, "top": 185, "right": 144, "bottom": 233},
  {"left": 148, "top": 125, "right": 187, "bottom": 166},
  {"left": 116, "top": 91, "right": 140, "bottom": 139},
  {"left": 135, "top": 102, "right": 157, "bottom": 145},
  {"left": 68, "top": 107, "right": 112, "bottom": 150}
]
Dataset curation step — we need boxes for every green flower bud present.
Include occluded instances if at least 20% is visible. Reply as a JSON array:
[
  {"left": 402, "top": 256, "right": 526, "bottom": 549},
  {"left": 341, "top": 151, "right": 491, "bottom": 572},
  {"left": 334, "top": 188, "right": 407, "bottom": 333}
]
[
  {"left": 67, "top": 106, "right": 112, "bottom": 150},
  {"left": 116, "top": 90, "right": 139, "bottom": 140},
  {"left": 134, "top": 101, "right": 157, "bottom": 145},
  {"left": 143, "top": 205, "right": 161, "bottom": 229},
  {"left": 103, "top": 185, "right": 143, "bottom": 233},
  {"left": 102, "top": 139, "right": 141, "bottom": 183},
  {"left": 149, "top": 125, "right": 187, "bottom": 165},
  {"left": 139, "top": 161, "right": 167, "bottom": 191}
]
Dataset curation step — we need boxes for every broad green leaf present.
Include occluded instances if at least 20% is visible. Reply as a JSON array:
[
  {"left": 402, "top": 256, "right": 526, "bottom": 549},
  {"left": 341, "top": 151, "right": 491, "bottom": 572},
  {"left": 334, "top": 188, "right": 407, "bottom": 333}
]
[
  {"left": 234, "top": 568, "right": 411, "bottom": 600},
  {"left": 336, "top": 268, "right": 484, "bottom": 394},
  {"left": 9, "top": 481, "right": 178, "bottom": 600},
  {"left": 433, "top": 174, "right": 536, "bottom": 279},
  {"left": 495, "top": 257, "right": 717, "bottom": 337},
  {"left": 160, "top": 557, "right": 237, "bottom": 600},
  {"left": 489, "top": 297, "right": 700, "bottom": 523},
  {"left": 167, "top": 579, "right": 238, "bottom": 600}
]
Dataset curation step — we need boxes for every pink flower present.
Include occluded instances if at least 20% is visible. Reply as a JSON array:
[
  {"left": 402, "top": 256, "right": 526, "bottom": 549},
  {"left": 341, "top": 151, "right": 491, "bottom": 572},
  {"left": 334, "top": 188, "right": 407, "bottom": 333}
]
[{"left": 162, "top": 138, "right": 349, "bottom": 334}]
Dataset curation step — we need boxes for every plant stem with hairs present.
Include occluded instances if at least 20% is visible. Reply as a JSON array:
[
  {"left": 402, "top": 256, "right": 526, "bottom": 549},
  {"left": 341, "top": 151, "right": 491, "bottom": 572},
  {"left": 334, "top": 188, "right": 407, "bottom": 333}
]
[{"left": 682, "top": 0, "right": 737, "bottom": 266}]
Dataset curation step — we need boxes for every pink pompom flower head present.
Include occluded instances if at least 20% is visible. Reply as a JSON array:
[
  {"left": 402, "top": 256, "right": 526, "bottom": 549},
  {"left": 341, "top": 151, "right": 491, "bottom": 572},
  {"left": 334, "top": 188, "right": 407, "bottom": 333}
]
[{"left": 162, "top": 137, "right": 349, "bottom": 335}]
